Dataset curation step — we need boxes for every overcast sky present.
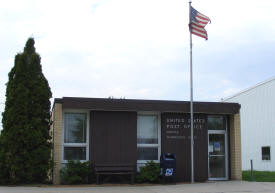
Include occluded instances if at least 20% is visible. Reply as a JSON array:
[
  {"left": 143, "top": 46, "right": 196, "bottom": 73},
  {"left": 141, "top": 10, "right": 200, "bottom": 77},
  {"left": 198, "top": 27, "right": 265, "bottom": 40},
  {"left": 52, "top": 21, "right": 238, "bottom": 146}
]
[{"left": 0, "top": 0, "right": 275, "bottom": 130}]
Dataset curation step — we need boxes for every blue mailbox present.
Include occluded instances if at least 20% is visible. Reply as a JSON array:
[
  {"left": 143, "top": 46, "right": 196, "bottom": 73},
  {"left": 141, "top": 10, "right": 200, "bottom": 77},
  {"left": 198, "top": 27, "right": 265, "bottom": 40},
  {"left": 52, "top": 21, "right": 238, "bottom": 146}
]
[{"left": 160, "top": 153, "right": 176, "bottom": 183}]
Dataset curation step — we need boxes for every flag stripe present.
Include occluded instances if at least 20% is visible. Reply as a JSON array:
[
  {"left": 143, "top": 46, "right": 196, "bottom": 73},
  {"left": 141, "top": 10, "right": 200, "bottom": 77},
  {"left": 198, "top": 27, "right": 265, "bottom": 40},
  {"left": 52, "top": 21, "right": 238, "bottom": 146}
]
[
  {"left": 191, "top": 23, "right": 206, "bottom": 31},
  {"left": 191, "top": 28, "right": 207, "bottom": 36},
  {"left": 191, "top": 22, "right": 207, "bottom": 30},
  {"left": 191, "top": 31, "right": 207, "bottom": 39},
  {"left": 191, "top": 30, "right": 207, "bottom": 38},
  {"left": 194, "top": 19, "right": 208, "bottom": 26},
  {"left": 197, "top": 13, "right": 210, "bottom": 21},
  {"left": 196, "top": 19, "right": 209, "bottom": 25},
  {"left": 191, "top": 26, "right": 207, "bottom": 35},
  {"left": 196, "top": 14, "right": 210, "bottom": 22}
]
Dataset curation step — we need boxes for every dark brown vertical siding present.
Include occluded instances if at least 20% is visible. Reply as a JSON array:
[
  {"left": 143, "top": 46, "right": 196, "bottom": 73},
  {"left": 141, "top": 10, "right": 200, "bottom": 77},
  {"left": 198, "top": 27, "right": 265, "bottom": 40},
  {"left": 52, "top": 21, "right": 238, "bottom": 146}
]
[
  {"left": 161, "top": 113, "right": 208, "bottom": 182},
  {"left": 90, "top": 111, "right": 137, "bottom": 167},
  {"left": 161, "top": 113, "right": 191, "bottom": 182},
  {"left": 193, "top": 114, "right": 208, "bottom": 181},
  {"left": 89, "top": 111, "right": 208, "bottom": 182}
]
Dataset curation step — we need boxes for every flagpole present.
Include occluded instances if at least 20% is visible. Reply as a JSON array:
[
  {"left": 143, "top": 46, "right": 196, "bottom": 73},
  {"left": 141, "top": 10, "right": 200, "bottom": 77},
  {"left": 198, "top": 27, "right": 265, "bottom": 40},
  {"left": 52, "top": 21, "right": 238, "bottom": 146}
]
[{"left": 189, "top": 0, "right": 194, "bottom": 184}]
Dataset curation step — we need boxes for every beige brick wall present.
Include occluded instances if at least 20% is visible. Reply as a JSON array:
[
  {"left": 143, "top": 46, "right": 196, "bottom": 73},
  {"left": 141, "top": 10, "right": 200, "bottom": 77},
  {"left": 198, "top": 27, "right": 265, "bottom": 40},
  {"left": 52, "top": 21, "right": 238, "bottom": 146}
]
[
  {"left": 52, "top": 103, "right": 63, "bottom": 184},
  {"left": 230, "top": 112, "right": 242, "bottom": 180}
]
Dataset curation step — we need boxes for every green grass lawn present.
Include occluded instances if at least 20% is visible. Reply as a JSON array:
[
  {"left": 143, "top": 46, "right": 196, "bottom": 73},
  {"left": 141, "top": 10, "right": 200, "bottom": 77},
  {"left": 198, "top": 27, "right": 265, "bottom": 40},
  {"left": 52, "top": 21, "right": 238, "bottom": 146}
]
[{"left": 242, "top": 171, "right": 275, "bottom": 182}]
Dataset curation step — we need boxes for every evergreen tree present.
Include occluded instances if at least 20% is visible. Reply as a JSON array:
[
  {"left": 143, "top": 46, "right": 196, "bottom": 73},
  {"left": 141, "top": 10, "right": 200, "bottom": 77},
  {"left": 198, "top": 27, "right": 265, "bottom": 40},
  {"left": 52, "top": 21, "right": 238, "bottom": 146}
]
[{"left": 0, "top": 38, "right": 52, "bottom": 184}]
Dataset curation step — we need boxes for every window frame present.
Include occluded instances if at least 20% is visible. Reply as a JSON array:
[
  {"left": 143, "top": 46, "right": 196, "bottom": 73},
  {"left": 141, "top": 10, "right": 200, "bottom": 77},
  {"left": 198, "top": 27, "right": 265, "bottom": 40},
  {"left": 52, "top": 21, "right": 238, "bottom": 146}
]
[
  {"left": 262, "top": 146, "right": 271, "bottom": 161},
  {"left": 137, "top": 112, "right": 161, "bottom": 164},
  {"left": 62, "top": 109, "right": 89, "bottom": 163},
  {"left": 207, "top": 115, "right": 226, "bottom": 131}
]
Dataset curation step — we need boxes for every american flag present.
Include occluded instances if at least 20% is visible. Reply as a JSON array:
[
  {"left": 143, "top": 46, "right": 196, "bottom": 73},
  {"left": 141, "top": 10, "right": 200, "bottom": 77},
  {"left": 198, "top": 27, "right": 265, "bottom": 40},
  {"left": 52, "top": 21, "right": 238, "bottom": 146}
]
[{"left": 189, "top": 6, "right": 211, "bottom": 40}]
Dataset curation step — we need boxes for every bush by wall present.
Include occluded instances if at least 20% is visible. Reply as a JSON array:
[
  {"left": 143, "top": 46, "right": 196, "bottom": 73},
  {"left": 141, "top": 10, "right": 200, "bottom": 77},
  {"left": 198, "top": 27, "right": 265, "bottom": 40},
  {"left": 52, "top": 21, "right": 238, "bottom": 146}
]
[
  {"left": 136, "top": 161, "right": 160, "bottom": 183},
  {"left": 60, "top": 161, "right": 92, "bottom": 184}
]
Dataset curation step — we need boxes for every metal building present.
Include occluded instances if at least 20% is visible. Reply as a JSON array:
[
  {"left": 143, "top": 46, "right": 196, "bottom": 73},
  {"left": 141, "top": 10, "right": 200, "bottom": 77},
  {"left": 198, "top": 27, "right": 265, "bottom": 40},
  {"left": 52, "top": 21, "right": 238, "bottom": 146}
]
[{"left": 223, "top": 77, "right": 275, "bottom": 171}]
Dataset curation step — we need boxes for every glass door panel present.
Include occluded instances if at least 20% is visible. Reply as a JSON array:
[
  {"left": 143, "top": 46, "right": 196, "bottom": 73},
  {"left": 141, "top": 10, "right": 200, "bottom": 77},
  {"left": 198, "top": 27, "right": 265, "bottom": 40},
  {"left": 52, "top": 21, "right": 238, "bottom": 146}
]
[
  {"left": 208, "top": 133, "right": 227, "bottom": 179},
  {"left": 209, "top": 155, "right": 226, "bottom": 178},
  {"left": 209, "top": 134, "right": 225, "bottom": 155}
]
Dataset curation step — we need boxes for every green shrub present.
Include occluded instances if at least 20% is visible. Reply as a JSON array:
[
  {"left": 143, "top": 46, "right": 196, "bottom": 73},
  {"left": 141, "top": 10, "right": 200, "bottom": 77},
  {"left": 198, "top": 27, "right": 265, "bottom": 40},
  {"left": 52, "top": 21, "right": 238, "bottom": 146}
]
[
  {"left": 60, "top": 161, "right": 92, "bottom": 184},
  {"left": 136, "top": 161, "right": 160, "bottom": 183}
]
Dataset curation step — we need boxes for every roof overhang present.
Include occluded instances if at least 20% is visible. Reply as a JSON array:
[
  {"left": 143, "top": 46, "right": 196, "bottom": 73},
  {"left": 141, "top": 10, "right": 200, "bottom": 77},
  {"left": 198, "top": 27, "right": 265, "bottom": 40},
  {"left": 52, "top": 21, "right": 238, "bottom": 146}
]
[{"left": 54, "top": 97, "right": 240, "bottom": 114}]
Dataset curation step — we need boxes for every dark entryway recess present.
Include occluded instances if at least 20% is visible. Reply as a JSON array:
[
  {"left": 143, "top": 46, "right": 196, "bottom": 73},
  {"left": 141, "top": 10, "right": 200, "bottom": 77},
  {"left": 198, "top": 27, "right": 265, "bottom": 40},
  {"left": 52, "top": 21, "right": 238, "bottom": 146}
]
[
  {"left": 90, "top": 111, "right": 137, "bottom": 167},
  {"left": 161, "top": 113, "right": 208, "bottom": 182}
]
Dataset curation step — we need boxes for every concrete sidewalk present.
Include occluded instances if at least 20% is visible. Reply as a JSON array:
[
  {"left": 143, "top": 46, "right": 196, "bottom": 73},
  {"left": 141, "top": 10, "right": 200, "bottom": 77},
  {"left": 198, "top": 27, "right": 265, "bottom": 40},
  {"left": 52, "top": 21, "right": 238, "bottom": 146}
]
[{"left": 1, "top": 181, "right": 275, "bottom": 193}]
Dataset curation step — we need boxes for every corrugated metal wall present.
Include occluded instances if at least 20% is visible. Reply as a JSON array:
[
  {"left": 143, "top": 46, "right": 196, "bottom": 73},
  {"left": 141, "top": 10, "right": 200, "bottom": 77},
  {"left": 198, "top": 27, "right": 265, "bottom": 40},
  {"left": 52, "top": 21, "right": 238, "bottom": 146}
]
[{"left": 224, "top": 78, "right": 275, "bottom": 171}]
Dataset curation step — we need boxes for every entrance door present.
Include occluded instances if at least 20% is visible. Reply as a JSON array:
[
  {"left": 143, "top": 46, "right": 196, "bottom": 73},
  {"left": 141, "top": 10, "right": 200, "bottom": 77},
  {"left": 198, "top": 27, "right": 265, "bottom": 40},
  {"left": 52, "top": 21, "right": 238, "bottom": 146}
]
[{"left": 208, "top": 132, "right": 228, "bottom": 180}]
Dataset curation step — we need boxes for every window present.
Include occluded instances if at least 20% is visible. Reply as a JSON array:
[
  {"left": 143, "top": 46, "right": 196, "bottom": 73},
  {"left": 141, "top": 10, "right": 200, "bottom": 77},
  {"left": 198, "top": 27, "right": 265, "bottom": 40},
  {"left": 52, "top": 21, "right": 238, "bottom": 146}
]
[
  {"left": 137, "top": 114, "right": 160, "bottom": 163},
  {"left": 207, "top": 116, "right": 226, "bottom": 130},
  {"left": 262, "top": 146, "right": 270, "bottom": 160},
  {"left": 63, "top": 112, "right": 89, "bottom": 162}
]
